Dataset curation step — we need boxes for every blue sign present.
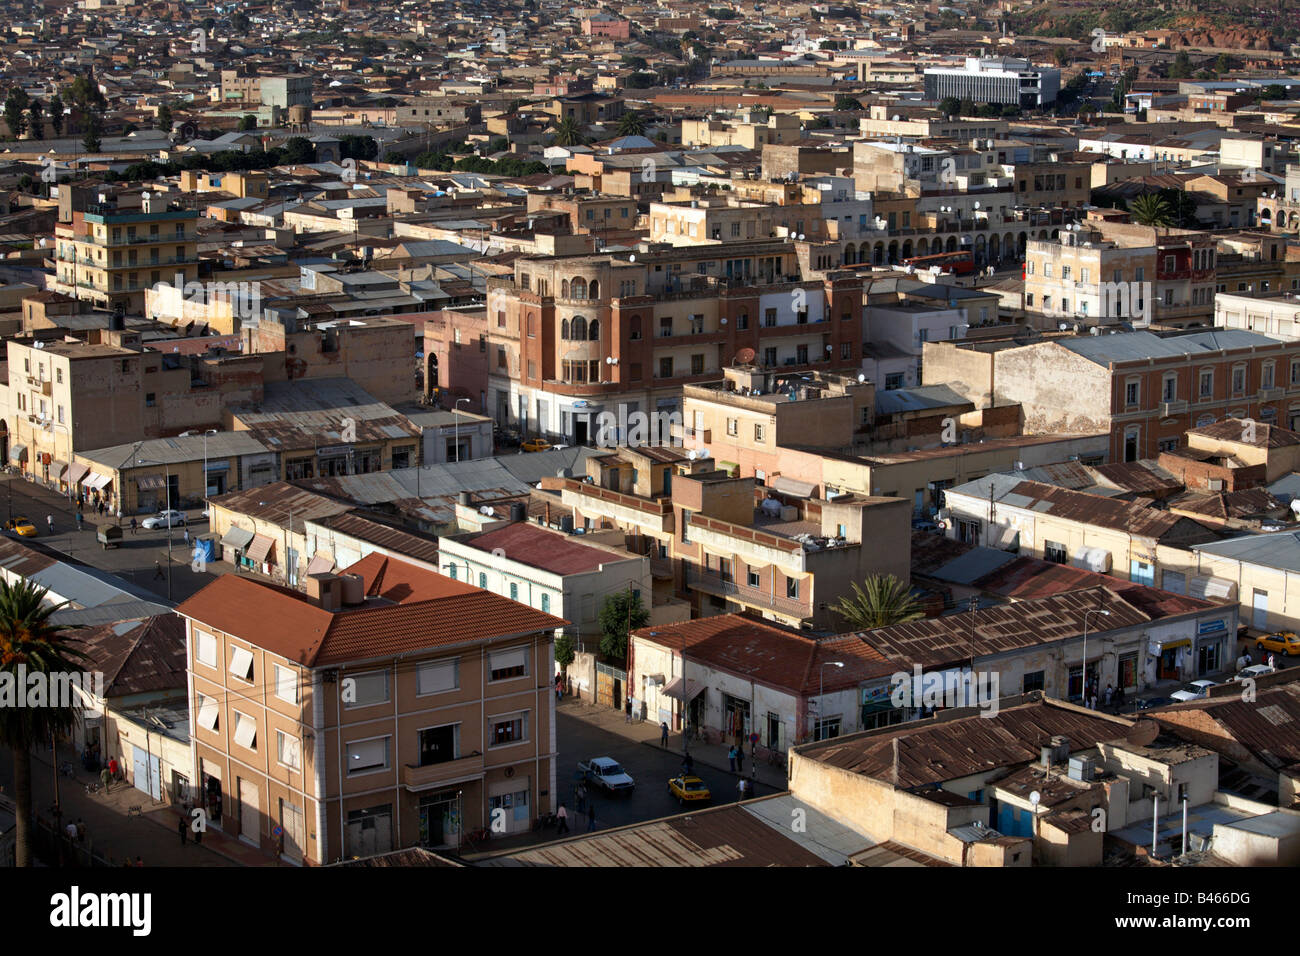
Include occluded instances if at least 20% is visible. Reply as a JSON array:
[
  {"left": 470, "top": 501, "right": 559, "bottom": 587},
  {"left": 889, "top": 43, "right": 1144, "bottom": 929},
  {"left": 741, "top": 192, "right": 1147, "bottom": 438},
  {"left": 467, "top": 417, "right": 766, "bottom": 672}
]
[
  {"left": 573, "top": 400, "right": 590, "bottom": 409},
  {"left": 1198, "top": 618, "right": 1226, "bottom": 635}
]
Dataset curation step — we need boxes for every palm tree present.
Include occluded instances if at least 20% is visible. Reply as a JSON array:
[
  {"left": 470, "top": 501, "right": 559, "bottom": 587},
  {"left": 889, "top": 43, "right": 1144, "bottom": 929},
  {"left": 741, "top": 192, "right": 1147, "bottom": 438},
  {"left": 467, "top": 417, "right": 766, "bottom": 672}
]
[
  {"left": 1128, "top": 193, "right": 1173, "bottom": 227},
  {"left": 0, "top": 579, "right": 82, "bottom": 866},
  {"left": 833, "top": 574, "right": 925, "bottom": 630},
  {"left": 551, "top": 115, "right": 583, "bottom": 147},
  {"left": 616, "top": 110, "right": 647, "bottom": 138}
]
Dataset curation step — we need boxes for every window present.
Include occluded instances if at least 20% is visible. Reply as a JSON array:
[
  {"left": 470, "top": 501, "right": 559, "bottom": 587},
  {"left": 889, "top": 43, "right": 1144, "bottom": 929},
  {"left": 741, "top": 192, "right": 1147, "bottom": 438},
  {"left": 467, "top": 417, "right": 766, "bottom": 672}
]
[
  {"left": 1162, "top": 375, "right": 1177, "bottom": 401},
  {"left": 1158, "top": 437, "right": 1179, "bottom": 453},
  {"left": 681, "top": 509, "right": 692, "bottom": 543},
  {"left": 1022, "top": 671, "right": 1045, "bottom": 693},
  {"left": 659, "top": 358, "right": 673, "bottom": 379},
  {"left": 1232, "top": 366, "right": 1246, "bottom": 393},
  {"left": 276, "top": 730, "right": 301, "bottom": 770},
  {"left": 726, "top": 418, "right": 738, "bottom": 436},
  {"left": 491, "top": 712, "right": 528, "bottom": 746},
  {"left": 497, "top": 347, "right": 506, "bottom": 370},
  {"left": 478, "top": 571, "right": 487, "bottom": 588},
  {"left": 417, "top": 659, "right": 459, "bottom": 696},
  {"left": 229, "top": 646, "right": 254, "bottom": 683},
  {"left": 1080, "top": 268, "right": 1090, "bottom": 283},
  {"left": 344, "top": 670, "right": 390, "bottom": 708},
  {"left": 418, "top": 724, "right": 459, "bottom": 766},
  {"left": 346, "top": 737, "right": 391, "bottom": 775},
  {"left": 1164, "top": 255, "right": 1175, "bottom": 273},
  {"left": 737, "top": 312, "right": 749, "bottom": 330},
  {"left": 1263, "top": 363, "right": 1275, "bottom": 389},
  {"left": 1043, "top": 263, "right": 1052, "bottom": 278},
  {"left": 1199, "top": 370, "right": 1213, "bottom": 398},
  {"left": 1044, "top": 540, "right": 1067, "bottom": 564},
  {"left": 1061, "top": 265, "right": 1071, "bottom": 280},
  {"left": 448, "top": 565, "right": 457, "bottom": 580},
  {"left": 786, "top": 577, "right": 799, "bottom": 599},
  {"left": 541, "top": 593, "right": 551, "bottom": 614},
  {"left": 509, "top": 582, "right": 519, "bottom": 601},
  {"left": 274, "top": 664, "right": 298, "bottom": 704},
  {"left": 691, "top": 354, "right": 704, "bottom": 375},
  {"left": 841, "top": 343, "right": 852, "bottom": 359},
  {"left": 659, "top": 316, "right": 673, "bottom": 337},
  {"left": 196, "top": 693, "right": 219, "bottom": 731},
  {"left": 754, "top": 423, "right": 766, "bottom": 442},
  {"left": 764, "top": 308, "right": 778, "bottom": 327},
  {"left": 1135, "top": 267, "right": 1144, "bottom": 282},
  {"left": 1125, "top": 381, "right": 1139, "bottom": 406},
  {"left": 233, "top": 711, "right": 257, "bottom": 751},
  {"left": 196, "top": 629, "right": 217, "bottom": 667},
  {"left": 489, "top": 647, "right": 529, "bottom": 682}
]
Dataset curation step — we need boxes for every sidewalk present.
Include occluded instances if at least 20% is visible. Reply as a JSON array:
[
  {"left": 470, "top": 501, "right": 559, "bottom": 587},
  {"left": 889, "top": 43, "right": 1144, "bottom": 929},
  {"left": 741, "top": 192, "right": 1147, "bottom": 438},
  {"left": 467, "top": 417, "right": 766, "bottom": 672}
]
[
  {"left": 557, "top": 697, "right": 789, "bottom": 792},
  {"left": 27, "top": 743, "right": 270, "bottom": 867}
]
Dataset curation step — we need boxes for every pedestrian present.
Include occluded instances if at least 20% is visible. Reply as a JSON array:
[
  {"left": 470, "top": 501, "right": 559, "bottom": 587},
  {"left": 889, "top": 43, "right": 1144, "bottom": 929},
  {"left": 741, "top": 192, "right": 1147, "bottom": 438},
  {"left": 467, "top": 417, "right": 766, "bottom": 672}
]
[
  {"left": 735, "top": 746, "right": 744, "bottom": 775},
  {"left": 179, "top": 814, "right": 188, "bottom": 845},
  {"left": 75, "top": 511, "right": 83, "bottom": 531},
  {"left": 660, "top": 721, "right": 669, "bottom": 748},
  {"left": 737, "top": 777, "right": 748, "bottom": 800},
  {"left": 76, "top": 818, "right": 85, "bottom": 842},
  {"left": 586, "top": 804, "right": 596, "bottom": 831},
  {"left": 100, "top": 766, "right": 110, "bottom": 791},
  {"left": 1104, "top": 684, "right": 1114, "bottom": 709},
  {"left": 46, "top": 514, "right": 53, "bottom": 532},
  {"left": 1269, "top": 652, "right": 1276, "bottom": 669},
  {"left": 108, "top": 756, "right": 119, "bottom": 781},
  {"left": 65, "top": 820, "right": 77, "bottom": 840},
  {"left": 130, "top": 517, "right": 137, "bottom": 534},
  {"left": 625, "top": 696, "right": 632, "bottom": 723},
  {"left": 683, "top": 752, "right": 694, "bottom": 775},
  {"left": 556, "top": 803, "right": 569, "bottom": 834},
  {"left": 184, "top": 528, "right": 190, "bottom": 544},
  {"left": 728, "top": 745, "right": 737, "bottom": 772},
  {"left": 116, "top": 508, "right": 122, "bottom": 526},
  {"left": 154, "top": 561, "right": 165, "bottom": 580}
]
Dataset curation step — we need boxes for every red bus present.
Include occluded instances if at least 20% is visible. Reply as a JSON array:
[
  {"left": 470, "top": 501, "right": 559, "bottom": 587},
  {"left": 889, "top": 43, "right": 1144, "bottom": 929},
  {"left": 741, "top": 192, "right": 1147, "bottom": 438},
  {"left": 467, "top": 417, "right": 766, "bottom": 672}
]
[{"left": 902, "top": 250, "right": 975, "bottom": 276}]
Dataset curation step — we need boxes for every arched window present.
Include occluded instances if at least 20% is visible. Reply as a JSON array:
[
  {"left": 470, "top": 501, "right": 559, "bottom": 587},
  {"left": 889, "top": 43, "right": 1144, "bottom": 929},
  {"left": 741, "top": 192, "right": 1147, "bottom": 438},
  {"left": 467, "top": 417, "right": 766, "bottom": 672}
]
[
  {"left": 561, "top": 318, "right": 570, "bottom": 340},
  {"left": 588, "top": 318, "right": 600, "bottom": 340},
  {"left": 571, "top": 317, "right": 587, "bottom": 340},
  {"left": 588, "top": 280, "right": 599, "bottom": 299},
  {"left": 572, "top": 278, "right": 587, "bottom": 300},
  {"left": 561, "top": 279, "right": 570, "bottom": 298}
]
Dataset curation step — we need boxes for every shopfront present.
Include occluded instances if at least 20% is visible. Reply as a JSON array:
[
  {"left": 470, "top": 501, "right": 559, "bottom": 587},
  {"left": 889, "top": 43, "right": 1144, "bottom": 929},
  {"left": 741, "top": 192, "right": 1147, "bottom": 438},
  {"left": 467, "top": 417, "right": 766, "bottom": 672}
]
[
  {"left": 1149, "top": 636, "right": 1191, "bottom": 683},
  {"left": 1195, "top": 617, "right": 1228, "bottom": 676}
]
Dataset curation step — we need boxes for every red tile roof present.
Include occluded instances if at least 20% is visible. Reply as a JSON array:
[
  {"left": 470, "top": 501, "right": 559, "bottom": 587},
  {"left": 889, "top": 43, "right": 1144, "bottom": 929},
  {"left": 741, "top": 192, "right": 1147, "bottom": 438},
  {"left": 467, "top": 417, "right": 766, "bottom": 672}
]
[
  {"left": 175, "top": 556, "right": 569, "bottom": 667},
  {"left": 634, "top": 614, "right": 895, "bottom": 694},
  {"left": 460, "top": 521, "right": 631, "bottom": 576}
]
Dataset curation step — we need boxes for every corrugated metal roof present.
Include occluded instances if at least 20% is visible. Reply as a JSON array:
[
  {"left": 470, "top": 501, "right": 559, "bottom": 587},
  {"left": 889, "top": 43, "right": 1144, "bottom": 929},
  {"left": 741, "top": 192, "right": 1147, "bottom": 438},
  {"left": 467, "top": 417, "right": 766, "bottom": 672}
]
[
  {"left": 1193, "top": 531, "right": 1300, "bottom": 574},
  {"left": 1058, "top": 330, "right": 1279, "bottom": 368}
]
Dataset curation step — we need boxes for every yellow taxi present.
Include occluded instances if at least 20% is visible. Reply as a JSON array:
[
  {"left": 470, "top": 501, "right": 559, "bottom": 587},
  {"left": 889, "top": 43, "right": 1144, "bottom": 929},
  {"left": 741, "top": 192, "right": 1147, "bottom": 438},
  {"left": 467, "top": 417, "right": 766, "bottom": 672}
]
[
  {"left": 5, "top": 515, "right": 38, "bottom": 536},
  {"left": 1255, "top": 632, "right": 1300, "bottom": 658},
  {"left": 668, "top": 775, "right": 711, "bottom": 806},
  {"left": 521, "top": 438, "right": 553, "bottom": 453}
]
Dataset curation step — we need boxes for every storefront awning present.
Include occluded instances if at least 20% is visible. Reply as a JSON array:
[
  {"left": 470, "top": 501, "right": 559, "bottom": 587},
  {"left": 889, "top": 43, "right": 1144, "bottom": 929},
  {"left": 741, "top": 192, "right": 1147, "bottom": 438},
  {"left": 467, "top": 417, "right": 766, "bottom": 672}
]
[
  {"left": 306, "top": 552, "right": 334, "bottom": 576},
  {"left": 50, "top": 460, "right": 68, "bottom": 480},
  {"left": 66, "top": 462, "right": 89, "bottom": 486},
  {"left": 245, "top": 533, "right": 274, "bottom": 564},
  {"left": 81, "top": 471, "right": 102, "bottom": 487},
  {"left": 88, "top": 473, "right": 113, "bottom": 491},
  {"left": 1149, "top": 637, "right": 1192, "bottom": 655},
  {"left": 9, "top": 444, "right": 26, "bottom": 463},
  {"left": 136, "top": 474, "right": 166, "bottom": 492},
  {"left": 662, "top": 677, "right": 706, "bottom": 701},
  {"left": 221, "top": 526, "right": 255, "bottom": 550}
]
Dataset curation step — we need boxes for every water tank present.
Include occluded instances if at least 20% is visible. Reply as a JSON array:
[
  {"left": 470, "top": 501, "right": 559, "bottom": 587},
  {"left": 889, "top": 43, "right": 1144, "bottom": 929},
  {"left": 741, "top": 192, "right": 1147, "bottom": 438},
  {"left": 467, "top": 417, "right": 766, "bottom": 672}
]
[
  {"left": 509, "top": 501, "right": 526, "bottom": 522},
  {"left": 560, "top": 514, "right": 574, "bottom": 533},
  {"left": 1068, "top": 756, "right": 1094, "bottom": 782},
  {"left": 340, "top": 573, "right": 365, "bottom": 606}
]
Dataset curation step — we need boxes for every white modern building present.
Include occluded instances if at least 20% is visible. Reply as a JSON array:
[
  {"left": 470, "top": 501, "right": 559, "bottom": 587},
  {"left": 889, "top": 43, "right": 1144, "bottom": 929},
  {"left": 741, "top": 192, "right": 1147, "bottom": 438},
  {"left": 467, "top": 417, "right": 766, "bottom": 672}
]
[{"left": 924, "top": 57, "right": 1060, "bottom": 108}]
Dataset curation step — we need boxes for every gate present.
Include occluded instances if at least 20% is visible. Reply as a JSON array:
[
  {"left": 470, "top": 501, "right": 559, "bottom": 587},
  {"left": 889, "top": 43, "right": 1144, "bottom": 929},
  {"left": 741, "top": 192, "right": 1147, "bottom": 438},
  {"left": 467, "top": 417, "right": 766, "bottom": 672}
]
[{"left": 595, "top": 662, "right": 626, "bottom": 710}]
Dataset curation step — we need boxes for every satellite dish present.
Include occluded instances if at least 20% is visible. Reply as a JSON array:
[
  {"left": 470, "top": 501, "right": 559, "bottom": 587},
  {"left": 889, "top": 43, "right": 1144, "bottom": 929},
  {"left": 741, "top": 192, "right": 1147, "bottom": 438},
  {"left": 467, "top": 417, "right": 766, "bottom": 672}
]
[
  {"left": 629, "top": 254, "right": 636, "bottom": 262},
  {"left": 857, "top": 373, "right": 866, "bottom": 383},
  {"left": 1029, "top": 791, "right": 1041, "bottom": 806},
  {"left": 733, "top": 347, "right": 757, "bottom": 365},
  {"left": 1126, "top": 718, "right": 1160, "bottom": 748},
  {"left": 688, "top": 450, "right": 698, "bottom": 460}
]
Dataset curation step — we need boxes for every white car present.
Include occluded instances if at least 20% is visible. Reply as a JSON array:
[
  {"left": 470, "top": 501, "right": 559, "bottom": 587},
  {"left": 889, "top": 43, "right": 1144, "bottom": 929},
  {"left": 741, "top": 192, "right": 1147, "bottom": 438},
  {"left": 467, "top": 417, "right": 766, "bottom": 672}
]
[
  {"left": 1232, "top": 664, "right": 1276, "bottom": 682},
  {"left": 578, "top": 757, "right": 635, "bottom": 794},
  {"left": 1170, "top": 679, "right": 1219, "bottom": 702},
  {"left": 141, "top": 509, "right": 186, "bottom": 530}
]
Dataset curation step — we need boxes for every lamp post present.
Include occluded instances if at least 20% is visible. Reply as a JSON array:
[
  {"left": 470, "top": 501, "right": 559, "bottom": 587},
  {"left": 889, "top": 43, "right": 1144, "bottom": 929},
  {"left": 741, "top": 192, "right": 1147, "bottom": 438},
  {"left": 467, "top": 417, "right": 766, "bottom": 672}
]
[
  {"left": 1082, "top": 608, "right": 1111, "bottom": 706},
  {"left": 180, "top": 428, "right": 218, "bottom": 505},
  {"left": 137, "top": 457, "right": 172, "bottom": 600},
  {"left": 453, "top": 398, "right": 471, "bottom": 463},
  {"left": 43, "top": 419, "right": 73, "bottom": 504},
  {"left": 817, "top": 661, "right": 844, "bottom": 741}
]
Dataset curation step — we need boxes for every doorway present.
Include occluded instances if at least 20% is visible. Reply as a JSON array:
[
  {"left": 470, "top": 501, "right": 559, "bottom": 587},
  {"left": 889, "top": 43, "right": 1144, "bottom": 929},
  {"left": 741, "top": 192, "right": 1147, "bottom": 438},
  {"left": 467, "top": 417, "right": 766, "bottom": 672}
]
[
  {"left": 238, "top": 778, "right": 260, "bottom": 847},
  {"left": 419, "top": 789, "right": 461, "bottom": 847},
  {"left": 279, "top": 798, "right": 305, "bottom": 862},
  {"left": 574, "top": 416, "right": 589, "bottom": 446}
]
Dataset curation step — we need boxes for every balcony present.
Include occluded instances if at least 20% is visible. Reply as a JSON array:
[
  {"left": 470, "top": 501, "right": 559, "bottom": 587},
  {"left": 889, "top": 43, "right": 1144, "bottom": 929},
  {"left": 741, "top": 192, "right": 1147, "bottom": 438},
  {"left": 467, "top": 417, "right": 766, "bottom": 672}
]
[
  {"left": 1160, "top": 400, "right": 1188, "bottom": 416},
  {"left": 689, "top": 567, "right": 812, "bottom": 619},
  {"left": 401, "top": 752, "right": 484, "bottom": 791},
  {"left": 1259, "top": 387, "right": 1284, "bottom": 401}
]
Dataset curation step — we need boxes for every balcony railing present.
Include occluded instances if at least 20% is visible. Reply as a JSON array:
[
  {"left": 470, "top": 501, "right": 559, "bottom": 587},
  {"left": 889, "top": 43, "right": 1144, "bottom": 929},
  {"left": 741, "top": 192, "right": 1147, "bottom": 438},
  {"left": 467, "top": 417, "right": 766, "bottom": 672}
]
[
  {"left": 689, "top": 567, "right": 812, "bottom": 619},
  {"left": 401, "top": 752, "right": 484, "bottom": 790}
]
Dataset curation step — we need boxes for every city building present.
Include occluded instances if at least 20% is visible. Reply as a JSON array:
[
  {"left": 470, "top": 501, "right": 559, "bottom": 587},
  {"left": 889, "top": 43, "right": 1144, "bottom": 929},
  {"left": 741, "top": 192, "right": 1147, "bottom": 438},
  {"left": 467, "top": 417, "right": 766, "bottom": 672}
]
[{"left": 923, "top": 57, "right": 1060, "bottom": 108}]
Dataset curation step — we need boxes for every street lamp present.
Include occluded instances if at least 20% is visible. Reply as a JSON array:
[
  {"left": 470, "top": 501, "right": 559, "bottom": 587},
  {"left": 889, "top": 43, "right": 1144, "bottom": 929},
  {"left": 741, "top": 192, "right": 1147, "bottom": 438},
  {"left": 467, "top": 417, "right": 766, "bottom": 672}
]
[
  {"left": 453, "top": 397, "right": 471, "bottom": 463},
  {"left": 180, "top": 429, "right": 218, "bottom": 504},
  {"left": 137, "top": 457, "right": 173, "bottom": 600},
  {"left": 42, "top": 419, "right": 73, "bottom": 504},
  {"left": 1082, "top": 608, "right": 1111, "bottom": 706},
  {"left": 817, "top": 662, "right": 844, "bottom": 741}
]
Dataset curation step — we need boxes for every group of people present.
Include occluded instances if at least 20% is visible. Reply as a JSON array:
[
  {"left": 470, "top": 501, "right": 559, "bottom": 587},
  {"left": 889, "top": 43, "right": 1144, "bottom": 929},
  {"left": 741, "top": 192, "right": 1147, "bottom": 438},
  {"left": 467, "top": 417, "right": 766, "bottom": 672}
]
[{"left": 555, "top": 800, "right": 596, "bottom": 835}]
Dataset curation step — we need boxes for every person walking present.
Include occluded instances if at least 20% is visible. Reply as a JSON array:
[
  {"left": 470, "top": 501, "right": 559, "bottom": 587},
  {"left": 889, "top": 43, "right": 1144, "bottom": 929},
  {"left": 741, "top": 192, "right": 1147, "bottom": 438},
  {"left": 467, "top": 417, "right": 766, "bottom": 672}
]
[
  {"left": 737, "top": 777, "right": 748, "bottom": 801},
  {"left": 107, "top": 756, "right": 119, "bottom": 785},
  {"left": 130, "top": 516, "right": 137, "bottom": 535},
  {"left": 183, "top": 528, "right": 190, "bottom": 545},
  {"left": 75, "top": 511, "right": 83, "bottom": 532},
  {"left": 555, "top": 674, "right": 563, "bottom": 702},
  {"left": 660, "top": 721, "right": 669, "bottom": 748},
  {"left": 556, "top": 803, "right": 569, "bottom": 835},
  {"left": 586, "top": 804, "right": 596, "bottom": 832},
  {"left": 1269, "top": 652, "right": 1277, "bottom": 669},
  {"left": 727, "top": 745, "right": 737, "bottom": 773},
  {"left": 65, "top": 820, "right": 77, "bottom": 841},
  {"left": 154, "top": 561, "right": 165, "bottom": 581},
  {"left": 576, "top": 782, "right": 587, "bottom": 814},
  {"left": 100, "top": 766, "right": 111, "bottom": 791},
  {"left": 179, "top": 815, "right": 188, "bottom": 845},
  {"left": 46, "top": 514, "right": 54, "bottom": 533},
  {"left": 735, "top": 746, "right": 744, "bottom": 775},
  {"left": 1103, "top": 684, "right": 1114, "bottom": 709}
]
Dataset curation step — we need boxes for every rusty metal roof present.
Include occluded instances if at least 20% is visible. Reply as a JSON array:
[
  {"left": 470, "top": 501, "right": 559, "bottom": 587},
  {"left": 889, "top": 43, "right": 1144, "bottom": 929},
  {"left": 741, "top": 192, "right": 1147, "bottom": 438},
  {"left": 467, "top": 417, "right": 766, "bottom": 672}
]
[
  {"left": 1155, "top": 681, "right": 1300, "bottom": 771},
  {"left": 997, "top": 480, "right": 1199, "bottom": 538}
]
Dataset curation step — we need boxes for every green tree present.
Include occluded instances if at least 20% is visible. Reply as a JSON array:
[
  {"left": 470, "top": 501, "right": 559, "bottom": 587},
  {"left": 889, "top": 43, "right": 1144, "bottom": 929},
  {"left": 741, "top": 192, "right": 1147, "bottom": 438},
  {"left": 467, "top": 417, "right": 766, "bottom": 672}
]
[
  {"left": 49, "top": 94, "right": 63, "bottom": 136},
  {"left": 832, "top": 574, "right": 924, "bottom": 630},
  {"left": 551, "top": 114, "right": 584, "bottom": 147},
  {"left": 1128, "top": 192, "right": 1173, "bottom": 227},
  {"left": 616, "top": 109, "right": 647, "bottom": 137},
  {"left": 0, "top": 579, "right": 84, "bottom": 866},
  {"left": 26, "top": 98, "right": 43, "bottom": 140},
  {"left": 1168, "top": 51, "right": 1193, "bottom": 79},
  {"left": 282, "top": 136, "right": 316, "bottom": 164},
  {"left": 81, "top": 110, "right": 102, "bottom": 153},
  {"left": 157, "top": 101, "right": 172, "bottom": 134},
  {"left": 938, "top": 96, "right": 962, "bottom": 117},
  {"left": 554, "top": 633, "right": 575, "bottom": 669},
  {"left": 238, "top": 114, "right": 257, "bottom": 131},
  {"left": 597, "top": 590, "right": 649, "bottom": 661},
  {"left": 621, "top": 55, "right": 648, "bottom": 72},
  {"left": 1257, "top": 84, "right": 1288, "bottom": 102},
  {"left": 1053, "top": 48, "right": 1070, "bottom": 67},
  {"left": 1160, "top": 188, "right": 1198, "bottom": 227},
  {"left": 4, "top": 88, "right": 30, "bottom": 138},
  {"left": 833, "top": 94, "right": 863, "bottom": 111}
]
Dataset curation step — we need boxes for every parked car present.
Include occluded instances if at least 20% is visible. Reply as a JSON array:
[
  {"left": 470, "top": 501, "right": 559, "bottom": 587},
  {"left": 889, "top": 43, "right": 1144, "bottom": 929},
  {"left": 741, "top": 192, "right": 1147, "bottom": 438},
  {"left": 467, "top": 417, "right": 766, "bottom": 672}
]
[
  {"left": 141, "top": 509, "right": 186, "bottom": 530},
  {"left": 1232, "top": 664, "right": 1276, "bottom": 682},
  {"left": 1256, "top": 632, "right": 1300, "bottom": 658},
  {"left": 668, "top": 775, "right": 711, "bottom": 806},
  {"left": 1170, "top": 679, "right": 1219, "bottom": 702},
  {"left": 578, "top": 757, "right": 635, "bottom": 794},
  {"left": 520, "top": 438, "right": 553, "bottom": 453},
  {"left": 4, "top": 515, "right": 37, "bottom": 536}
]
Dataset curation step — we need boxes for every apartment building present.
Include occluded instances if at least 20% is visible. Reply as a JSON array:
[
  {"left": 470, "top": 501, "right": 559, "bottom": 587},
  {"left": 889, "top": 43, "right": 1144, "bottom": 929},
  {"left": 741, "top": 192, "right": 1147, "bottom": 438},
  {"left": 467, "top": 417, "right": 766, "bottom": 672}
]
[
  {"left": 52, "top": 190, "right": 200, "bottom": 313},
  {"left": 924, "top": 329, "right": 1300, "bottom": 460},
  {"left": 175, "top": 553, "right": 567, "bottom": 864},
  {"left": 923, "top": 57, "right": 1061, "bottom": 108},
  {"left": 483, "top": 240, "right": 863, "bottom": 443},
  {"left": 546, "top": 446, "right": 911, "bottom": 630},
  {"left": 1215, "top": 289, "right": 1300, "bottom": 340},
  {"left": 681, "top": 111, "right": 802, "bottom": 149}
]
